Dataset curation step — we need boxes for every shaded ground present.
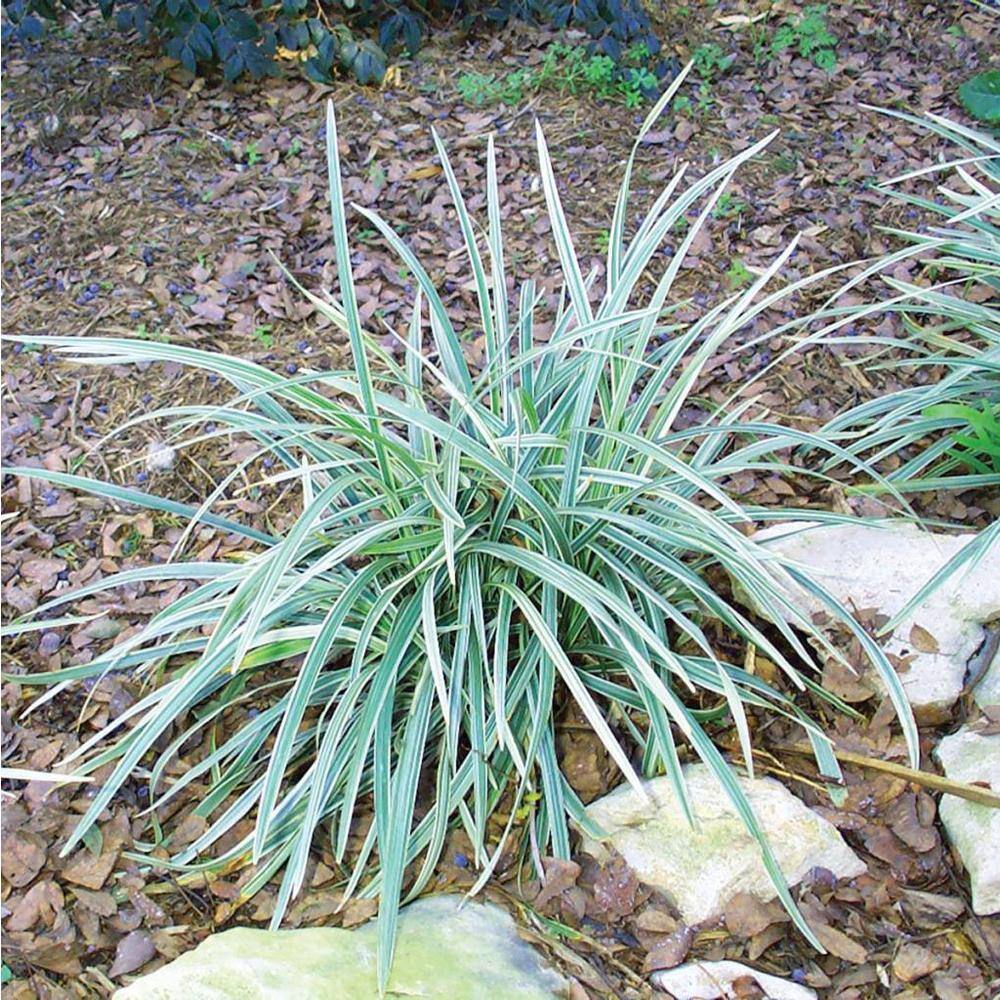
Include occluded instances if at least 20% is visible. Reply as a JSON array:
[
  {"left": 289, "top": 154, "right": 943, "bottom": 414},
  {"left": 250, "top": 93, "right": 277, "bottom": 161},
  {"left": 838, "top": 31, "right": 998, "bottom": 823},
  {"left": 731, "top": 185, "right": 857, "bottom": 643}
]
[{"left": 2, "top": 1, "right": 998, "bottom": 997}]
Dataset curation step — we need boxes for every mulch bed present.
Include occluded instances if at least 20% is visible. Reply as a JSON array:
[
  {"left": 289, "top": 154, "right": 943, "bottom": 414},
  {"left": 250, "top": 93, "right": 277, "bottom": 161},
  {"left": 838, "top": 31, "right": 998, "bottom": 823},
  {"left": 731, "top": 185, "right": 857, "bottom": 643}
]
[{"left": 2, "top": 1, "right": 998, "bottom": 996}]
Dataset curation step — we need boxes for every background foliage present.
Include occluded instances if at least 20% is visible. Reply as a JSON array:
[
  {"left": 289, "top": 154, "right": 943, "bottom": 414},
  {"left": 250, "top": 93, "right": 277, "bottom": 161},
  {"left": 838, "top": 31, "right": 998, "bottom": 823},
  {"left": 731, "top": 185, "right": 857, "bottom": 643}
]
[
  {"left": 818, "top": 112, "right": 1000, "bottom": 493},
  {"left": 2, "top": 0, "right": 673, "bottom": 86}
]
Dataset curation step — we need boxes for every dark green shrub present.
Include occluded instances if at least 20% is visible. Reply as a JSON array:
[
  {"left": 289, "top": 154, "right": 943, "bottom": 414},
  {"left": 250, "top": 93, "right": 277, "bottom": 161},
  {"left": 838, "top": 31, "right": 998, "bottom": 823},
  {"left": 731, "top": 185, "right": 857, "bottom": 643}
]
[
  {"left": 482, "top": 0, "right": 668, "bottom": 73},
  {"left": 2, "top": 0, "right": 674, "bottom": 87},
  {"left": 1, "top": 0, "right": 431, "bottom": 83}
]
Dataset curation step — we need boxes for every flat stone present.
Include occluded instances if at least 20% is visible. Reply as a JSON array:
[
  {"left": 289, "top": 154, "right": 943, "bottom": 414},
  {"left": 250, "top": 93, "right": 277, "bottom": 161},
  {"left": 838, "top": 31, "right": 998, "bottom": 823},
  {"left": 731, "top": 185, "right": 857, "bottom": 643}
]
[
  {"left": 114, "top": 895, "right": 566, "bottom": 1000},
  {"left": 934, "top": 727, "right": 1000, "bottom": 915},
  {"left": 653, "top": 960, "right": 816, "bottom": 999},
  {"left": 579, "top": 765, "right": 865, "bottom": 926},
  {"left": 753, "top": 522, "right": 1000, "bottom": 720}
]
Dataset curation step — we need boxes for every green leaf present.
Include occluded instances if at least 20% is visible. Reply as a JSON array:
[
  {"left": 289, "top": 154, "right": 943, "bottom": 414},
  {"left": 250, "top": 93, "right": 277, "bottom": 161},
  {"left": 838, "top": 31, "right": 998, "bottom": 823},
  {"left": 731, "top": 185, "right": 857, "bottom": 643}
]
[{"left": 959, "top": 71, "right": 1000, "bottom": 125}]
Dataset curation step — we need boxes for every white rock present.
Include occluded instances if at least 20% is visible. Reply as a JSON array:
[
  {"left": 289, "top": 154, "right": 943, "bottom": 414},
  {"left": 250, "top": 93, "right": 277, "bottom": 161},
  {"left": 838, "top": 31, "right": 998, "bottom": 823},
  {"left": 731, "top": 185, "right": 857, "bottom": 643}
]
[
  {"left": 114, "top": 894, "right": 566, "bottom": 1000},
  {"left": 579, "top": 765, "right": 865, "bottom": 926},
  {"left": 934, "top": 727, "right": 1000, "bottom": 915},
  {"left": 753, "top": 522, "right": 1000, "bottom": 719},
  {"left": 653, "top": 960, "right": 816, "bottom": 999},
  {"left": 145, "top": 441, "right": 176, "bottom": 472}
]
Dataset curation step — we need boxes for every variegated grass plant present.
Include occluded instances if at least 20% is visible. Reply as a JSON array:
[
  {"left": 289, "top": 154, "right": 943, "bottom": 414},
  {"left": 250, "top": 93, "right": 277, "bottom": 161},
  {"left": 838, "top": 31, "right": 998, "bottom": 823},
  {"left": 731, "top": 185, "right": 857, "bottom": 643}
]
[
  {"left": 5, "top": 78, "right": 926, "bottom": 988},
  {"left": 818, "top": 112, "right": 1000, "bottom": 495}
]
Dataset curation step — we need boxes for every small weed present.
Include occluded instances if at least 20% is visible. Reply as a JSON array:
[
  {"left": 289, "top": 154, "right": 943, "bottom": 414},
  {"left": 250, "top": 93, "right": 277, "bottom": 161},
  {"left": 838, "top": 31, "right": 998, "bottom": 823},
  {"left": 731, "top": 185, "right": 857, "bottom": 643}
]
[
  {"left": 245, "top": 141, "right": 261, "bottom": 166},
  {"left": 725, "top": 258, "right": 753, "bottom": 288},
  {"left": 621, "top": 67, "right": 658, "bottom": 108},
  {"left": 713, "top": 192, "right": 748, "bottom": 219},
  {"left": 456, "top": 41, "right": 661, "bottom": 108},
  {"left": 595, "top": 229, "right": 611, "bottom": 253},
  {"left": 368, "top": 161, "right": 387, "bottom": 192},
  {"left": 135, "top": 323, "right": 168, "bottom": 343},
  {"left": 769, "top": 151, "right": 798, "bottom": 174},
  {"left": 121, "top": 528, "right": 144, "bottom": 557},
  {"left": 769, "top": 4, "right": 838, "bottom": 72},
  {"left": 925, "top": 402, "right": 1000, "bottom": 475},
  {"left": 288, "top": 137, "right": 302, "bottom": 158},
  {"left": 691, "top": 42, "right": 734, "bottom": 80},
  {"left": 695, "top": 83, "right": 715, "bottom": 114},
  {"left": 749, "top": 23, "right": 770, "bottom": 65},
  {"left": 581, "top": 53, "right": 615, "bottom": 91},
  {"left": 456, "top": 70, "right": 531, "bottom": 107},
  {"left": 624, "top": 42, "right": 650, "bottom": 63},
  {"left": 253, "top": 324, "right": 274, "bottom": 348}
]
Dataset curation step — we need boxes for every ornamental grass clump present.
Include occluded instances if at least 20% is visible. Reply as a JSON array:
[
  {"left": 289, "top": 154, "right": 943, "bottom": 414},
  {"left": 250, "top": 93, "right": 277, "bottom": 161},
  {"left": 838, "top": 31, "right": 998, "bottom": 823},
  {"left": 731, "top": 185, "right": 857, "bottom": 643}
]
[
  {"left": 818, "top": 112, "right": 1000, "bottom": 495},
  {"left": 6, "top": 75, "right": 922, "bottom": 987}
]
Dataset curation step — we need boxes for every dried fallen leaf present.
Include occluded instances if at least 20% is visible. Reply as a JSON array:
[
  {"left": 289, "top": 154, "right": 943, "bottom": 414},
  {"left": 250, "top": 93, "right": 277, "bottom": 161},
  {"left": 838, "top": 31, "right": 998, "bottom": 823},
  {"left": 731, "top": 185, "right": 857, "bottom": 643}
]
[
  {"left": 61, "top": 849, "right": 119, "bottom": 890},
  {"left": 535, "top": 858, "right": 581, "bottom": 909},
  {"left": 5, "top": 880, "right": 64, "bottom": 931},
  {"left": 723, "top": 892, "right": 788, "bottom": 938},
  {"left": 1, "top": 830, "right": 48, "bottom": 887},
  {"left": 886, "top": 793, "right": 937, "bottom": 853},
  {"left": 931, "top": 970, "right": 974, "bottom": 1000},
  {"left": 892, "top": 943, "right": 944, "bottom": 983},
  {"left": 12, "top": 940, "right": 81, "bottom": 976},
  {"left": 19, "top": 556, "right": 67, "bottom": 592},
  {"left": 899, "top": 889, "right": 964, "bottom": 927},
  {"left": 406, "top": 164, "right": 442, "bottom": 181},
  {"left": 822, "top": 657, "right": 875, "bottom": 702},
  {"left": 593, "top": 854, "right": 639, "bottom": 918},
  {"left": 73, "top": 887, "right": 118, "bottom": 917},
  {"left": 644, "top": 925, "right": 693, "bottom": 972},
  {"left": 748, "top": 921, "right": 787, "bottom": 961},
  {"left": 812, "top": 923, "right": 868, "bottom": 964},
  {"left": 909, "top": 623, "right": 940, "bottom": 654},
  {"left": 634, "top": 907, "right": 678, "bottom": 934},
  {"left": 109, "top": 930, "right": 157, "bottom": 978},
  {"left": 340, "top": 896, "right": 378, "bottom": 928}
]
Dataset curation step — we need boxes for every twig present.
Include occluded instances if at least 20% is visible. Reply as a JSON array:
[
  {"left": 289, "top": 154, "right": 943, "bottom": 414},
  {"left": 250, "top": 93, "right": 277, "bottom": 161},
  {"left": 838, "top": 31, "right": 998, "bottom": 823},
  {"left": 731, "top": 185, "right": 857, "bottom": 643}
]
[{"left": 780, "top": 742, "right": 1000, "bottom": 808}]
